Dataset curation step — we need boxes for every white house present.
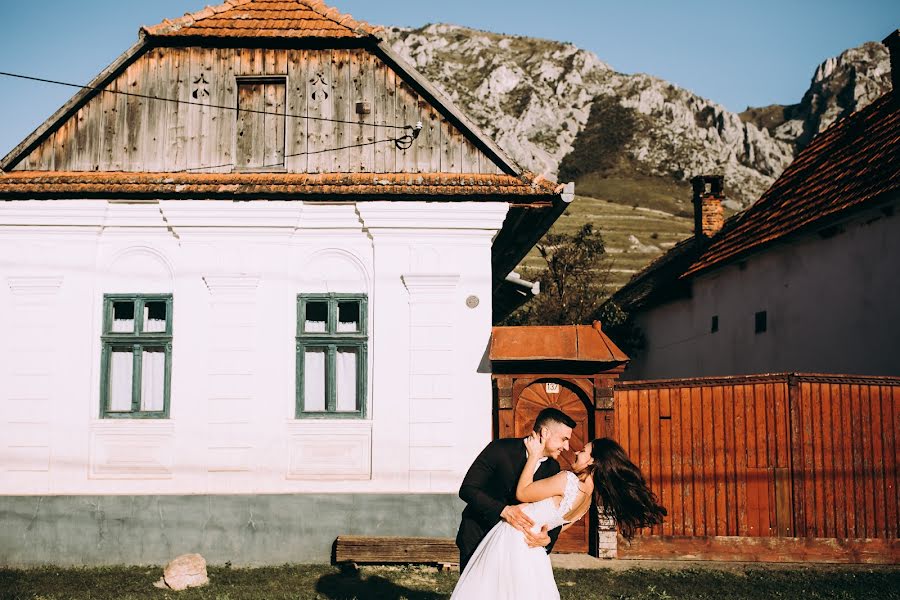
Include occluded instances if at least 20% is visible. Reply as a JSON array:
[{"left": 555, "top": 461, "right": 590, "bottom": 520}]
[
  {"left": 0, "top": 0, "right": 571, "bottom": 565},
  {"left": 611, "top": 30, "right": 900, "bottom": 381}
]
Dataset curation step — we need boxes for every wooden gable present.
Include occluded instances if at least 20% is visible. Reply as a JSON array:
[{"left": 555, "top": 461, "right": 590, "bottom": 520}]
[{"left": 7, "top": 45, "right": 504, "bottom": 176}]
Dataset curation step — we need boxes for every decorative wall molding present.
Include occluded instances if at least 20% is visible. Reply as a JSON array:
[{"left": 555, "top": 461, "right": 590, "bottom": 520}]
[
  {"left": 5, "top": 444, "right": 50, "bottom": 472},
  {"left": 357, "top": 201, "right": 509, "bottom": 231},
  {"left": 207, "top": 444, "right": 252, "bottom": 473},
  {"left": 0, "top": 200, "right": 107, "bottom": 227},
  {"left": 6, "top": 276, "right": 64, "bottom": 297},
  {"left": 298, "top": 203, "right": 365, "bottom": 229},
  {"left": 405, "top": 270, "right": 457, "bottom": 491},
  {"left": 89, "top": 422, "right": 176, "bottom": 480},
  {"left": 203, "top": 274, "right": 261, "bottom": 296},
  {"left": 299, "top": 248, "right": 372, "bottom": 295},
  {"left": 105, "top": 245, "right": 176, "bottom": 281},
  {"left": 286, "top": 422, "right": 372, "bottom": 480},
  {"left": 159, "top": 201, "right": 304, "bottom": 231},
  {"left": 401, "top": 274, "right": 460, "bottom": 302},
  {"left": 102, "top": 203, "right": 169, "bottom": 228}
]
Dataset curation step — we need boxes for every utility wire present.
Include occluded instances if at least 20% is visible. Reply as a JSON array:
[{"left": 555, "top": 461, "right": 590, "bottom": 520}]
[
  {"left": 0, "top": 70, "right": 413, "bottom": 130},
  {"left": 178, "top": 136, "right": 413, "bottom": 173},
  {"left": 1, "top": 69, "right": 424, "bottom": 169}
]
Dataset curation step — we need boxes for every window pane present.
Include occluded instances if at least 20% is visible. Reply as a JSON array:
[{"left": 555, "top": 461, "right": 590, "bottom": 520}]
[
  {"left": 304, "top": 348, "right": 327, "bottom": 411},
  {"left": 109, "top": 349, "right": 134, "bottom": 411},
  {"left": 335, "top": 347, "right": 358, "bottom": 412},
  {"left": 337, "top": 301, "right": 360, "bottom": 333},
  {"left": 111, "top": 301, "right": 135, "bottom": 333},
  {"left": 140, "top": 348, "right": 166, "bottom": 412},
  {"left": 304, "top": 301, "right": 328, "bottom": 333},
  {"left": 143, "top": 301, "right": 167, "bottom": 333}
]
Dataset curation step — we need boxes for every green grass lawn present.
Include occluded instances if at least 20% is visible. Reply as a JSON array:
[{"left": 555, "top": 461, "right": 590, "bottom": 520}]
[{"left": 2, "top": 564, "right": 898, "bottom": 600}]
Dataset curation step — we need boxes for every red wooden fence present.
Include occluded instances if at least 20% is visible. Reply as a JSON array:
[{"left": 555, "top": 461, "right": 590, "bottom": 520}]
[{"left": 612, "top": 373, "right": 899, "bottom": 563}]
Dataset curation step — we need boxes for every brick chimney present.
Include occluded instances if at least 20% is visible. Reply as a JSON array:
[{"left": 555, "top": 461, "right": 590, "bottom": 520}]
[
  {"left": 884, "top": 29, "right": 899, "bottom": 99},
  {"left": 690, "top": 175, "right": 725, "bottom": 239}
]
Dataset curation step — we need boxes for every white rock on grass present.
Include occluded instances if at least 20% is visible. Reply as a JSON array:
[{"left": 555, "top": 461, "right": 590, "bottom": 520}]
[{"left": 154, "top": 553, "right": 209, "bottom": 591}]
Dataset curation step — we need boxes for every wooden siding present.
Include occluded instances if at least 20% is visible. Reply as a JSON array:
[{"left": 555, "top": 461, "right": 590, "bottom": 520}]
[
  {"left": 613, "top": 374, "right": 899, "bottom": 550},
  {"left": 14, "top": 47, "right": 504, "bottom": 175}
]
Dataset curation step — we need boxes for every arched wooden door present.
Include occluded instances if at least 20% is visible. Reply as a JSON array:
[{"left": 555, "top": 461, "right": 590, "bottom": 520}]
[{"left": 513, "top": 378, "right": 592, "bottom": 553}]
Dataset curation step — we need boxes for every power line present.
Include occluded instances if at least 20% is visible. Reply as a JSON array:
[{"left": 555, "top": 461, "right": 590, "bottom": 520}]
[
  {"left": 178, "top": 136, "right": 411, "bottom": 173},
  {"left": 1, "top": 69, "right": 424, "bottom": 168},
  {"left": 0, "top": 70, "right": 413, "bottom": 130}
]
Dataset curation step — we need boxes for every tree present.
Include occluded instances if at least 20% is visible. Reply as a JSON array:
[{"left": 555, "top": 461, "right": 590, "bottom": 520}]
[
  {"left": 503, "top": 223, "right": 612, "bottom": 326},
  {"left": 502, "top": 223, "right": 645, "bottom": 356}
]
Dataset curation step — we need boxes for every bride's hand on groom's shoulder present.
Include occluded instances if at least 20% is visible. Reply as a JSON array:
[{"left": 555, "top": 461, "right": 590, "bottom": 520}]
[{"left": 524, "top": 433, "right": 544, "bottom": 458}]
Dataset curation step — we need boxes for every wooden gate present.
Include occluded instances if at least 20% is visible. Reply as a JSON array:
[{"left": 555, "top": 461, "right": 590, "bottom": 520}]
[
  {"left": 511, "top": 378, "right": 592, "bottom": 553},
  {"left": 491, "top": 323, "right": 629, "bottom": 556},
  {"left": 613, "top": 373, "right": 899, "bottom": 563}
]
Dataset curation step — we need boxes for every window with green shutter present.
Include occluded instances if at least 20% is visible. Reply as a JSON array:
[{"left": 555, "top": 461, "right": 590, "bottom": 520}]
[
  {"left": 296, "top": 294, "right": 367, "bottom": 419},
  {"left": 100, "top": 294, "right": 173, "bottom": 419}
]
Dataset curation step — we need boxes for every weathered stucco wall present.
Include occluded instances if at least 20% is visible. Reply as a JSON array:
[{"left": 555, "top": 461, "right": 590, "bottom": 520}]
[
  {"left": 0, "top": 199, "right": 506, "bottom": 497},
  {"left": 0, "top": 493, "right": 464, "bottom": 566},
  {"left": 625, "top": 196, "right": 900, "bottom": 379}
]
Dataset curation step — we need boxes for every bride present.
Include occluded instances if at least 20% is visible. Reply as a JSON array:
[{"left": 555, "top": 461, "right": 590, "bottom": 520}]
[{"left": 449, "top": 435, "right": 667, "bottom": 600}]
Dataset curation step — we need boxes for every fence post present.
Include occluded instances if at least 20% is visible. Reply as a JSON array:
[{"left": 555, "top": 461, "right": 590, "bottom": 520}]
[{"left": 786, "top": 374, "right": 804, "bottom": 537}]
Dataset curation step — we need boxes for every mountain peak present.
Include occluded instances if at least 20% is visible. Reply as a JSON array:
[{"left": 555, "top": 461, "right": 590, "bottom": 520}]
[{"left": 386, "top": 27, "right": 890, "bottom": 208}]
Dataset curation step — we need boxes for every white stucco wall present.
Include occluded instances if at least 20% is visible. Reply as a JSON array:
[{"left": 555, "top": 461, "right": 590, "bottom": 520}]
[
  {"left": 625, "top": 197, "right": 900, "bottom": 380},
  {"left": 0, "top": 199, "right": 508, "bottom": 495}
]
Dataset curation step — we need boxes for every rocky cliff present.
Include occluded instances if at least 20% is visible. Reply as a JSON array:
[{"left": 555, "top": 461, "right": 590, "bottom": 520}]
[{"left": 385, "top": 25, "right": 891, "bottom": 208}]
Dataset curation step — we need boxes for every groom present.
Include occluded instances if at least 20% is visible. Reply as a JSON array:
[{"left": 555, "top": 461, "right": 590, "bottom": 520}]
[{"left": 456, "top": 407, "right": 576, "bottom": 571}]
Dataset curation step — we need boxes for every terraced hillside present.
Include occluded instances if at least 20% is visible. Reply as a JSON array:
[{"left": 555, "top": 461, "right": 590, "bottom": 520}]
[{"left": 520, "top": 194, "right": 694, "bottom": 292}]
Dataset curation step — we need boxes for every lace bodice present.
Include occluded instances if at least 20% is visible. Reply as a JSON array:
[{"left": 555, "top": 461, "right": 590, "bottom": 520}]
[{"left": 522, "top": 471, "right": 584, "bottom": 532}]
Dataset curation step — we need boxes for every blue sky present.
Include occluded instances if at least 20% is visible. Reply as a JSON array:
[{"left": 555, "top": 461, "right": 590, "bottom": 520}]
[{"left": 1, "top": 0, "right": 897, "bottom": 158}]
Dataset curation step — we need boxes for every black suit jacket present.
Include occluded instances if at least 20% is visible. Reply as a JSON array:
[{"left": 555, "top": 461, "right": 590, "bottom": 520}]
[{"left": 456, "top": 437, "right": 562, "bottom": 569}]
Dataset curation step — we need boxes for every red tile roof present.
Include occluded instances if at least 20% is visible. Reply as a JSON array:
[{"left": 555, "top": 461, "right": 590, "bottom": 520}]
[
  {"left": 490, "top": 323, "right": 629, "bottom": 363},
  {"left": 0, "top": 171, "right": 561, "bottom": 199},
  {"left": 142, "top": 0, "right": 380, "bottom": 39},
  {"left": 685, "top": 93, "right": 900, "bottom": 277}
]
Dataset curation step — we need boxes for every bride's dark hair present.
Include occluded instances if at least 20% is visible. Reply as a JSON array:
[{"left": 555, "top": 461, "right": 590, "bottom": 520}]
[{"left": 587, "top": 437, "right": 667, "bottom": 540}]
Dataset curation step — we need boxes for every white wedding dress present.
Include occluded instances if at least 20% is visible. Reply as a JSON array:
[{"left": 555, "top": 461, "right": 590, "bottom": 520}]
[{"left": 450, "top": 471, "right": 583, "bottom": 600}]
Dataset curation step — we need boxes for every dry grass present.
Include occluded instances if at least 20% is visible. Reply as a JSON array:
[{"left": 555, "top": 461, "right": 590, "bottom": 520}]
[{"left": 2, "top": 564, "right": 898, "bottom": 600}]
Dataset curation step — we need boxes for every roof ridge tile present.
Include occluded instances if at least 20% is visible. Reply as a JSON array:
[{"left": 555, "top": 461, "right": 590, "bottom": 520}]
[{"left": 144, "top": 0, "right": 378, "bottom": 39}]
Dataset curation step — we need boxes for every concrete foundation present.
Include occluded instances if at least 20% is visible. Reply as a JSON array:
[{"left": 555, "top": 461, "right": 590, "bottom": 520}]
[{"left": 0, "top": 494, "right": 464, "bottom": 567}]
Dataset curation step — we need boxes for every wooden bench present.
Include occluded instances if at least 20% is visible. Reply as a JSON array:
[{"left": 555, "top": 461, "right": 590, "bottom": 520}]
[{"left": 334, "top": 536, "right": 459, "bottom": 570}]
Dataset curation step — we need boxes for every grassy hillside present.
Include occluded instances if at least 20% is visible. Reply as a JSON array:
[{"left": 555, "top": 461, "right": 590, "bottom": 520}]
[{"left": 520, "top": 193, "right": 694, "bottom": 292}]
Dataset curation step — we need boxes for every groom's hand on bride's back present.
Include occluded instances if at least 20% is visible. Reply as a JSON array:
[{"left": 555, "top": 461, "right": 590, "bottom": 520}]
[
  {"left": 500, "top": 504, "right": 534, "bottom": 532},
  {"left": 501, "top": 506, "right": 550, "bottom": 548},
  {"left": 523, "top": 525, "right": 551, "bottom": 549}
]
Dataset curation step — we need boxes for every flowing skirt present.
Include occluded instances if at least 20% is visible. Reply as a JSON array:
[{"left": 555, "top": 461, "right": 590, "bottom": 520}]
[{"left": 449, "top": 520, "right": 559, "bottom": 600}]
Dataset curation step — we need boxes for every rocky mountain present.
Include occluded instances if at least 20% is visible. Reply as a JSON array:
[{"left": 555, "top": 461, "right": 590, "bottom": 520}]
[
  {"left": 741, "top": 42, "right": 892, "bottom": 149},
  {"left": 386, "top": 25, "right": 892, "bottom": 209}
]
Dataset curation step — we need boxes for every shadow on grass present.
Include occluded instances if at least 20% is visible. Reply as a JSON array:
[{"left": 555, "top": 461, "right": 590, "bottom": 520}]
[{"left": 315, "top": 565, "right": 445, "bottom": 600}]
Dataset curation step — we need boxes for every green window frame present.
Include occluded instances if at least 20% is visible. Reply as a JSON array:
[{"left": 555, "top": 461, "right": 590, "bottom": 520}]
[
  {"left": 296, "top": 293, "right": 368, "bottom": 419},
  {"left": 100, "top": 294, "right": 173, "bottom": 419}
]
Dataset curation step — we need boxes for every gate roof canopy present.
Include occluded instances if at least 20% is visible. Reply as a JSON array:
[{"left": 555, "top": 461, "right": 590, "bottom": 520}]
[{"left": 490, "top": 322, "right": 628, "bottom": 364}]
